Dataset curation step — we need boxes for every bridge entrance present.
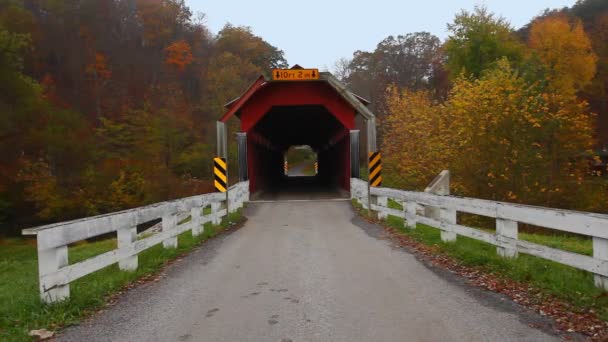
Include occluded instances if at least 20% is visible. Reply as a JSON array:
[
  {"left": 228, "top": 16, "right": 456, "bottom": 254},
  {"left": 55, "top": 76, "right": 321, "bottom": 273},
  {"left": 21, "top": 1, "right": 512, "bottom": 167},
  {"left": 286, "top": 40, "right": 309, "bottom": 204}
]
[
  {"left": 284, "top": 145, "right": 316, "bottom": 177},
  {"left": 217, "top": 68, "right": 378, "bottom": 199}
]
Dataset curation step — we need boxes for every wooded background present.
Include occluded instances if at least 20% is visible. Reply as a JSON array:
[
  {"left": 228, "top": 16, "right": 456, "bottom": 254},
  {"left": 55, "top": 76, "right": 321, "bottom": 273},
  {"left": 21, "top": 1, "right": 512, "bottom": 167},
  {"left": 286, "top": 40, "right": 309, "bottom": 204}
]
[{"left": 1, "top": 0, "right": 607, "bottom": 235}]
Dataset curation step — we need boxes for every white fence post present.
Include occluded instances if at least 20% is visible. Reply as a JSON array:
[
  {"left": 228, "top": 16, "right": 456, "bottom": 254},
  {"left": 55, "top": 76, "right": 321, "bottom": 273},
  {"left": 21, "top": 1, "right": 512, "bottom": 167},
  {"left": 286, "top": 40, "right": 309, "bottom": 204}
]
[
  {"left": 404, "top": 202, "right": 417, "bottom": 229},
  {"left": 162, "top": 213, "right": 178, "bottom": 248},
  {"left": 191, "top": 206, "right": 203, "bottom": 237},
  {"left": 37, "top": 231, "right": 69, "bottom": 303},
  {"left": 593, "top": 237, "right": 608, "bottom": 290},
  {"left": 377, "top": 196, "right": 388, "bottom": 220},
  {"left": 117, "top": 225, "right": 138, "bottom": 271},
  {"left": 425, "top": 170, "right": 455, "bottom": 241},
  {"left": 439, "top": 208, "right": 457, "bottom": 242},
  {"left": 496, "top": 218, "right": 518, "bottom": 258},
  {"left": 211, "top": 202, "right": 221, "bottom": 225}
]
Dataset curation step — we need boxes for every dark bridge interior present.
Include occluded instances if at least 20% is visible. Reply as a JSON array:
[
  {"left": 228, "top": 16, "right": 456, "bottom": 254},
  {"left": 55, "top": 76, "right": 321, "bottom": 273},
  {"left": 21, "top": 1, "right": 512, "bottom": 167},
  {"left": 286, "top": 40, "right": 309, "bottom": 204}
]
[{"left": 248, "top": 105, "right": 350, "bottom": 200}]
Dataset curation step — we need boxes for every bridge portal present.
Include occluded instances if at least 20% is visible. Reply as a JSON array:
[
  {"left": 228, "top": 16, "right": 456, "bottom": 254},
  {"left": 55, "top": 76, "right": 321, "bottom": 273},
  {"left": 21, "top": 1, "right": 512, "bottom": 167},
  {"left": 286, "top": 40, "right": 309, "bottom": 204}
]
[{"left": 217, "top": 68, "right": 377, "bottom": 198}]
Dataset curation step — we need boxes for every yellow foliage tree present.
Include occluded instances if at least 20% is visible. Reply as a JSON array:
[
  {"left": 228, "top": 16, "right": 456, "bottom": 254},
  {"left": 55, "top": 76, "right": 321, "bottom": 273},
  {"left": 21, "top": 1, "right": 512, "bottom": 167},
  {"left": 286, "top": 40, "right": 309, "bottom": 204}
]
[
  {"left": 528, "top": 15, "right": 598, "bottom": 96},
  {"left": 382, "top": 59, "right": 599, "bottom": 210},
  {"left": 382, "top": 87, "right": 454, "bottom": 190}
]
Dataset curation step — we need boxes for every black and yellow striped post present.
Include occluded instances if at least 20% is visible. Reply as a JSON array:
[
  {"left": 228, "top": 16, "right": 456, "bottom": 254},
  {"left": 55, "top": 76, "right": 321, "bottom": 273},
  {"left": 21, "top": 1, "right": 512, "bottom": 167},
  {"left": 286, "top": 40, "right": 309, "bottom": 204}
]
[
  {"left": 214, "top": 157, "right": 227, "bottom": 193},
  {"left": 314, "top": 161, "right": 318, "bottom": 175},
  {"left": 368, "top": 151, "right": 382, "bottom": 187},
  {"left": 284, "top": 160, "right": 288, "bottom": 175}
]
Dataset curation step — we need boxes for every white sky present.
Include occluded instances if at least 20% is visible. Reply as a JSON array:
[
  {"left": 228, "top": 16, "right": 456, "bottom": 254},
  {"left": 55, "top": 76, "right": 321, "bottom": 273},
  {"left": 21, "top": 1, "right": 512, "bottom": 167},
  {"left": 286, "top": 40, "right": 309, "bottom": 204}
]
[{"left": 185, "top": 0, "right": 575, "bottom": 70}]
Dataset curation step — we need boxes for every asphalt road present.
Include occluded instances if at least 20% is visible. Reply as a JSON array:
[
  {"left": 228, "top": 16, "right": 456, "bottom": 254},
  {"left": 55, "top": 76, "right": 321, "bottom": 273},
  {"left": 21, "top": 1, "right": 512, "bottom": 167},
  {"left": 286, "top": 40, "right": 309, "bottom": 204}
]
[
  {"left": 59, "top": 201, "right": 558, "bottom": 342},
  {"left": 288, "top": 161, "right": 313, "bottom": 177}
]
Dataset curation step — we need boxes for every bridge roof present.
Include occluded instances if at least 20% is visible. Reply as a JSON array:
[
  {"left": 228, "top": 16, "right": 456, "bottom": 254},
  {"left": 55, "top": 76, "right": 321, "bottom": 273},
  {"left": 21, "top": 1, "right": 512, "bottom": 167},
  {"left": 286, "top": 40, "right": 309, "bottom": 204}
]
[{"left": 218, "top": 72, "right": 375, "bottom": 123}]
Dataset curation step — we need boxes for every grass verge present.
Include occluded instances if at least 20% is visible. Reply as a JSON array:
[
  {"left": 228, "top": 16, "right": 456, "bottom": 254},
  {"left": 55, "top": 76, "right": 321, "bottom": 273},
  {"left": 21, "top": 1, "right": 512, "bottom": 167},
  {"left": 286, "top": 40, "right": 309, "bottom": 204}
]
[
  {"left": 352, "top": 199, "right": 608, "bottom": 321},
  {"left": 0, "top": 210, "right": 243, "bottom": 341}
]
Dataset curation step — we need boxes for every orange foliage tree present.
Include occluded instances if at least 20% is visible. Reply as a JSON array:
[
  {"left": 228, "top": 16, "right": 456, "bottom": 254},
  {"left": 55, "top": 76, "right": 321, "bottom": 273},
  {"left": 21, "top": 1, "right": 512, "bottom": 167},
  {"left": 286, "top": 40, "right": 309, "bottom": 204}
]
[
  {"left": 528, "top": 15, "right": 598, "bottom": 96},
  {"left": 164, "top": 40, "right": 194, "bottom": 72}
]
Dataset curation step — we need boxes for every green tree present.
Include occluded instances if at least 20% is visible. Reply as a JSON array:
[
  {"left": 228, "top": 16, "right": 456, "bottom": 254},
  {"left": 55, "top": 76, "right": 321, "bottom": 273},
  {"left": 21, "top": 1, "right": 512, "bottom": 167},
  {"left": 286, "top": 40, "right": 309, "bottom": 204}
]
[{"left": 444, "top": 6, "right": 525, "bottom": 78}]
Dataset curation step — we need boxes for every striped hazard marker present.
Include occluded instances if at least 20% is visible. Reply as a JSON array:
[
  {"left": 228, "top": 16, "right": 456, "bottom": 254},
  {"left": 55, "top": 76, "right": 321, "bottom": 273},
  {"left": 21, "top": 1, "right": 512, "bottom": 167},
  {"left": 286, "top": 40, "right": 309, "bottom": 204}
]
[
  {"left": 214, "top": 157, "right": 227, "bottom": 193},
  {"left": 368, "top": 151, "right": 382, "bottom": 187}
]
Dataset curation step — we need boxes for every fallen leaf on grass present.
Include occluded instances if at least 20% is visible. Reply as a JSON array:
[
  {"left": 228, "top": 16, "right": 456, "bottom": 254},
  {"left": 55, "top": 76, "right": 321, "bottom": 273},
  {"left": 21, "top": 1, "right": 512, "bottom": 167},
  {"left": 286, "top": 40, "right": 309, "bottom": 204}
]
[{"left": 28, "top": 329, "right": 54, "bottom": 340}]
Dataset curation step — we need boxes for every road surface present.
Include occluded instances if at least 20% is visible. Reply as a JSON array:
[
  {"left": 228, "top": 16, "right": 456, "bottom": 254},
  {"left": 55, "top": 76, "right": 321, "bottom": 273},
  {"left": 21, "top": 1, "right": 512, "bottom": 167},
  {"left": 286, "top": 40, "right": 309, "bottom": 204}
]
[
  {"left": 288, "top": 161, "right": 314, "bottom": 177},
  {"left": 59, "top": 201, "right": 558, "bottom": 342}
]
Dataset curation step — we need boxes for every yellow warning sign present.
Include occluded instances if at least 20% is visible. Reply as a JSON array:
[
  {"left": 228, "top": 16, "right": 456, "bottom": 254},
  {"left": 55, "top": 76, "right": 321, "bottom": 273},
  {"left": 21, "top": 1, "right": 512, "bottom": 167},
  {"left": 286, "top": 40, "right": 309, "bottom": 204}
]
[
  {"left": 214, "top": 157, "right": 227, "bottom": 193},
  {"left": 272, "top": 68, "right": 320, "bottom": 81},
  {"left": 368, "top": 152, "right": 382, "bottom": 187}
]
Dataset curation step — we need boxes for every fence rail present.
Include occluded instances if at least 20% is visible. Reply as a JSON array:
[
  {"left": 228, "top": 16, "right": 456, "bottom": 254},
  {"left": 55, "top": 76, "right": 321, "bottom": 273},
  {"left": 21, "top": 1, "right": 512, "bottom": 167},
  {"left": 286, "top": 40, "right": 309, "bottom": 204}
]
[
  {"left": 22, "top": 181, "right": 249, "bottom": 303},
  {"left": 351, "top": 174, "right": 608, "bottom": 291}
]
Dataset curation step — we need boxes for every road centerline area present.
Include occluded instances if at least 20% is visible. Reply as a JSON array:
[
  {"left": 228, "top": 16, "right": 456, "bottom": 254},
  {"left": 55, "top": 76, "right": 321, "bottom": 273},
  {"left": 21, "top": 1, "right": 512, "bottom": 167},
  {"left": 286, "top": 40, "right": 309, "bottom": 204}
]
[{"left": 58, "top": 201, "right": 557, "bottom": 342}]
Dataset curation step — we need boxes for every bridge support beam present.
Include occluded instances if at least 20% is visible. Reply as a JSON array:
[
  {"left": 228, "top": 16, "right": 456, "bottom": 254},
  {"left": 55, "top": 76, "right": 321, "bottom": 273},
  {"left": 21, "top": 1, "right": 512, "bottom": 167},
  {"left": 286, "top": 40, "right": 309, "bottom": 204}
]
[
  {"left": 237, "top": 132, "right": 248, "bottom": 182},
  {"left": 350, "top": 130, "right": 360, "bottom": 178}
]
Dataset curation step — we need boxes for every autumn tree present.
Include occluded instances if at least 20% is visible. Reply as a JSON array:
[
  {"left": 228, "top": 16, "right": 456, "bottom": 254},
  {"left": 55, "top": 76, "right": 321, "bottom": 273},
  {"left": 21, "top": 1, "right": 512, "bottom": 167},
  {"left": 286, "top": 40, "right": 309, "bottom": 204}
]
[
  {"left": 85, "top": 52, "right": 112, "bottom": 119},
  {"left": 528, "top": 15, "right": 598, "bottom": 96},
  {"left": 135, "top": 0, "right": 192, "bottom": 47},
  {"left": 213, "top": 24, "right": 287, "bottom": 71},
  {"left": 374, "top": 32, "right": 442, "bottom": 90},
  {"left": 570, "top": 0, "right": 608, "bottom": 147},
  {"left": 0, "top": 1, "right": 288, "bottom": 234},
  {"left": 164, "top": 40, "right": 194, "bottom": 72},
  {"left": 382, "top": 59, "right": 599, "bottom": 210},
  {"left": 382, "top": 88, "right": 453, "bottom": 189},
  {"left": 203, "top": 25, "right": 287, "bottom": 120}
]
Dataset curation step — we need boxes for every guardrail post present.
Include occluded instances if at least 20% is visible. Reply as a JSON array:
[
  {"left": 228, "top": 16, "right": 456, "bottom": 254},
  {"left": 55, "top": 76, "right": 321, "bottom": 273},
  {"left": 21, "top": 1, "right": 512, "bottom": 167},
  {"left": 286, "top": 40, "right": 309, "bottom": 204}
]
[
  {"left": 360, "top": 187, "right": 369, "bottom": 209},
  {"left": 593, "top": 237, "right": 608, "bottom": 290},
  {"left": 162, "top": 213, "right": 178, "bottom": 248},
  {"left": 496, "top": 218, "right": 518, "bottom": 258},
  {"left": 228, "top": 186, "right": 241, "bottom": 213},
  {"left": 211, "top": 202, "right": 221, "bottom": 225},
  {"left": 37, "top": 231, "right": 69, "bottom": 303},
  {"left": 117, "top": 225, "right": 138, "bottom": 271},
  {"left": 404, "top": 202, "right": 417, "bottom": 229},
  {"left": 377, "top": 196, "right": 388, "bottom": 220},
  {"left": 191, "top": 206, "right": 203, "bottom": 236},
  {"left": 439, "top": 208, "right": 457, "bottom": 242}
]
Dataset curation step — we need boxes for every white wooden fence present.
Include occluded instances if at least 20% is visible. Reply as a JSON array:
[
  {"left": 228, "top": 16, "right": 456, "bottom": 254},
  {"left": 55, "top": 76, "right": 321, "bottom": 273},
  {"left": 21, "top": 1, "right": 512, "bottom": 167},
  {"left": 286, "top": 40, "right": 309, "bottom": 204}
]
[
  {"left": 351, "top": 173, "right": 608, "bottom": 291},
  {"left": 22, "top": 181, "right": 249, "bottom": 303}
]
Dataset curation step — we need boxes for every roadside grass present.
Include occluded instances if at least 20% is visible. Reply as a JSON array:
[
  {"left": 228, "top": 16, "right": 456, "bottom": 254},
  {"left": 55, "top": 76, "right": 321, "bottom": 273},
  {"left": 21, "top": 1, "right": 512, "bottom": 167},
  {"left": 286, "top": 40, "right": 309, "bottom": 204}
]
[
  {"left": 0, "top": 210, "right": 243, "bottom": 342},
  {"left": 353, "top": 199, "right": 608, "bottom": 321}
]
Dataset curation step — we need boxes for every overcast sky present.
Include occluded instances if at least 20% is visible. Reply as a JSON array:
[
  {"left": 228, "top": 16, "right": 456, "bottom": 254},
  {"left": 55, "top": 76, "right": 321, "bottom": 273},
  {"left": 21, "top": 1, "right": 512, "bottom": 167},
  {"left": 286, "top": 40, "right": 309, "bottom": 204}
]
[{"left": 185, "top": 0, "right": 575, "bottom": 70}]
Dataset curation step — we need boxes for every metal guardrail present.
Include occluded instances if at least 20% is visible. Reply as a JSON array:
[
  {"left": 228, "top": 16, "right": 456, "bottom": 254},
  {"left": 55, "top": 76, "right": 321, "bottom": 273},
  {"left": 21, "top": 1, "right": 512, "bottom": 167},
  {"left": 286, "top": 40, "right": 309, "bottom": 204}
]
[
  {"left": 23, "top": 181, "right": 249, "bottom": 303},
  {"left": 351, "top": 174, "right": 608, "bottom": 291}
]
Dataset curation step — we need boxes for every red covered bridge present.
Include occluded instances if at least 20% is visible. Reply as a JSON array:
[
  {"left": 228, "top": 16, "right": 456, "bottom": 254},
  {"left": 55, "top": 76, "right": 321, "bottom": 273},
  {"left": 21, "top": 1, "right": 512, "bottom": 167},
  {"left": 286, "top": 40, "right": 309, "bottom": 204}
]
[{"left": 216, "top": 67, "right": 378, "bottom": 198}]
